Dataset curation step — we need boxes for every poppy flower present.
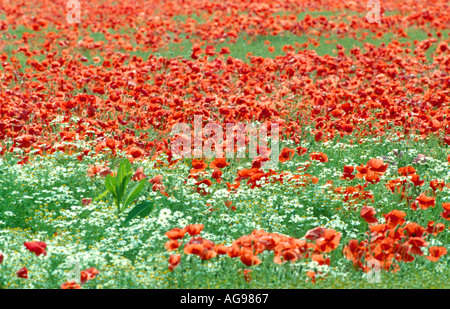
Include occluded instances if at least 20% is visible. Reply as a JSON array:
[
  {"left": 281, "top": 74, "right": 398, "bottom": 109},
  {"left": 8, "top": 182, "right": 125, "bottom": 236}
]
[
  {"left": 185, "top": 224, "right": 204, "bottom": 236},
  {"left": 0, "top": 252, "right": 3, "bottom": 264},
  {"left": 341, "top": 165, "right": 355, "bottom": 180},
  {"left": 195, "top": 179, "right": 212, "bottom": 195},
  {"left": 279, "top": 147, "right": 295, "bottom": 163},
  {"left": 398, "top": 166, "right": 416, "bottom": 176},
  {"left": 407, "top": 237, "right": 428, "bottom": 256},
  {"left": 360, "top": 206, "right": 378, "bottom": 224},
  {"left": 227, "top": 245, "right": 241, "bottom": 258},
  {"left": 243, "top": 269, "right": 252, "bottom": 283},
  {"left": 214, "top": 245, "right": 229, "bottom": 255},
  {"left": 209, "top": 158, "right": 229, "bottom": 169},
  {"left": 24, "top": 241, "right": 47, "bottom": 256},
  {"left": 239, "top": 248, "right": 261, "bottom": 266},
  {"left": 411, "top": 193, "right": 435, "bottom": 210},
  {"left": 366, "top": 158, "right": 388, "bottom": 175},
  {"left": 408, "top": 174, "right": 424, "bottom": 186},
  {"left": 61, "top": 281, "right": 82, "bottom": 289},
  {"left": 81, "top": 198, "right": 92, "bottom": 206},
  {"left": 165, "top": 228, "right": 186, "bottom": 240},
  {"left": 165, "top": 240, "right": 182, "bottom": 251},
  {"left": 183, "top": 243, "right": 204, "bottom": 256},
  {"left": 192, "top": 159, "right": 208, "bottom": 170},
  {"left": 314, "top": 229, "right": 341, "bottom": 253},
  {"left": 211, "top": 169, "right": 223, "bottom": 183},
  {"left": 430, "top": 180, "right": 445, "bottom": 192},
  {"left": 441, "top": 203, "right": 450, "bottom": 220},
  {"left": 83, "top": 267, "right": 99, "bottom": 282},
  {"left": 310, "top": 152, "right": 328, "bottom": 162},
  {"left": 149, "top": 174, "right": 163, "bottom": 184},
  {"left": 225, "top": 182, "right": 240, "bottom": 191},
  {"left": 168, "top": 254, "right": 182, "bottom": 271},
  {"left": 251, "top": 156, "right": 269, "bottom": 169},
  {"left": 132, "top": 167, "right": 147, "bottom": 181},
  {"left": 128, "top": 147, "right": 145, "bottom": 158},
  {"left": 304, "top": 227, "right": 327, "bottom": 241},
  {"left": 296, "top": 146, "right": 308, "bottom": 156},
  {"left": 383, "top": 210, "right": 406, "bottom": 228},
  {"left": 306, "top": 270, "right": 316, "bottom": 284},
  {"left": 426, "top": 246, "right": 447, "bottom": 262},
  {"left": 17, "top": 267, "right": 29, "bottom": 279},
  {"left": 426, "top": 221, "right": 445, "bottom": 236}
]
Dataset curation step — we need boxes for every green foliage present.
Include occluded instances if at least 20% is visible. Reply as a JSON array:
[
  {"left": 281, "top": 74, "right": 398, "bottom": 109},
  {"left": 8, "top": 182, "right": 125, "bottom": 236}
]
[{"left": 97, "top": 159, "right": 153, "bottom": 221}]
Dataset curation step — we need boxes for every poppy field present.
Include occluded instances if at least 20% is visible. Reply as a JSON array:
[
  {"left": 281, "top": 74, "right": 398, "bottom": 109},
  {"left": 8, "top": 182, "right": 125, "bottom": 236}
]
[{"left": 0, "top": 0, "right": 449, "bottom": 289}]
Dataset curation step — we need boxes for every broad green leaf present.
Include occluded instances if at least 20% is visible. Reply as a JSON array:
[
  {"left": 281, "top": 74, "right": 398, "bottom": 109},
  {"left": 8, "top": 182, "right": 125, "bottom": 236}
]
[
  {"left": 124, "top": 201, "right": 154, "bottom": 224},
  {"left": 117, "top": 171, "right": 132, "bottom": 207},
  {"left": 117, "top": 159, "right": 131, "bottom": 183},
  {"left": 122, "top": 179, "right": 146, "bottom": 212},
  {"left": 105, "top": 174, "right": 117, "bottom": 197}
]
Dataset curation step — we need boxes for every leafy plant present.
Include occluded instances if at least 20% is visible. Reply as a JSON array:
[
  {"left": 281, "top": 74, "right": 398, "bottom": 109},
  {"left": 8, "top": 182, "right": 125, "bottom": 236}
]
[{"left": 96, "top": 159, "right": 153, "bottom": 223}]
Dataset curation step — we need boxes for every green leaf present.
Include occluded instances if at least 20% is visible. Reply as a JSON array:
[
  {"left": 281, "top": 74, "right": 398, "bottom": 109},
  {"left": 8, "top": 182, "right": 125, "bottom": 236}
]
[
  {"left": 117, "top": 171, "right": 132, "bottom": 207},
  {"left": 121, "top": 179, "right": 147, "bottom": 212},
  {"left": 94, "top": 190, "right": 109, "bottom": 202},
  {"left": 105, "top": 174, "right": 117, "bottom": 197},
  {"left": 124, "top": 201, "right": 154, "bottom": 224},
  {"left": 117, "top": 159, "right": 131, "bottom": 183}
]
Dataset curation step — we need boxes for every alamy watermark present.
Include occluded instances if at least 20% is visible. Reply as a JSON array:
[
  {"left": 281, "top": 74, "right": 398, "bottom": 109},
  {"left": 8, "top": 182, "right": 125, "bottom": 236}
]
[
  {"left": 66, "top": 0, "right": 81, "bottom": 24},
  {"left": 170, "top": 116, "right": 280, "bottom": 167},
  {"left": 366, "top": 259, "right": 381, "bottom": 283},
  {"left": 366, "top": 0, "right": 381, "bottom": 23},
  {"left": 65, "top": 259, "right": 81, "bottom": 283}
]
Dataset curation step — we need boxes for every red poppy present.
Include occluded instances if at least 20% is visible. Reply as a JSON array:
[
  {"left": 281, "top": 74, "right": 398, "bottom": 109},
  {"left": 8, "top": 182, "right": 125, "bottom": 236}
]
[
  {"left": 185, "top": 224, "right": 204, "bottom": 236},
  {"left": 81, "top": 198, "right": 92, "bottom": 206},
  {"left": 211, "top": 169, "right": 223, "bottom": 183},
  {"left": 209, "top": 158, "right": 229, "bottom": 169},
  {"left": 383, "top": 210, "right": 406, "bottom": 228},
  {"left": 17, "top": 267, "right": 29, "bottom": 279},
  {"left": 366, "top": 158, "right": 388, "bottom": 175},
  {"left": 128, "top": 146, "right": 145, "bottom": 158},
  {"left": 310, "top": 152, "right": 328, "bottom": 163},
  {"left": 426, "top": 246, "right": 447, "bottom": 262},
  {"left": 408, "top": 174, "right": 424, "bottom": 186},
  {"left": 411, "top": 193, "right": 435, "bottom": 210},
  {"left": 430, "top": 180, "right": 445, "bottom": 192},
  {"left": 132, "top": 167, "right": 147, "bottom": 181},
  {"left": 441, "top": 203, "right": 450, "bottom": 220},
  {"left": 426, "top": 221, "right": 445, "bottom": 236},
  {"left": 398, "top": 166, "right": 416, "bottom": 176},
  {"left": 341, "top": 165, "right": 355, "bottom": 180},
  {"left": 239, "top": 248, "right": 262, "bottom": 266},
  {"left": 168, "top": 254, "right": 182, "bottom": 271},
  {"left": 61, "top": 281, "right": 82, "bottom": 289},
  {"left": 165, "top": 228, "right": 186, "bottom": 240},
  {"left": 279, "top": 147, "right": 295, "bottom": 163},
  {"left": 360, "top": 206, "right": 378, "bottom": 224},
  {"left": 296, "top": 147, "right": 308, "bottom": 156},
  {"left": 24, "top": 241, "right": 47, "bottom": 256},
  {"left": 314, "top": 229, "right": 341, "bottom": 253},
  {"left": 214, "top": 245, "right": 229, "bottom": 255},
  {"left": 304, "top": 227, "right": 327, "bottom": 241},
  {"left": 83, "top": 267, "right": 99, "bottom": 282},
  {"left": 165, "top": 240, "right": 182, "bottom": 251}
]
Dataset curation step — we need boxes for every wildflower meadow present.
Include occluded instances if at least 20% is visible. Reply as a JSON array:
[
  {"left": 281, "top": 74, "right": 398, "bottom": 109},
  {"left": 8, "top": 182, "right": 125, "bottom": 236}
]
[{"left": 0, "top": 0, "right": 449, "bottom": 291}]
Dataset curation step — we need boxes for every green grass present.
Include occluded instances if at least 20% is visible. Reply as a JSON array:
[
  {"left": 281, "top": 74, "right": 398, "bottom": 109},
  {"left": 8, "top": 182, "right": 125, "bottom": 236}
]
[{"left": 0, "top": 132, "right": 448, "bottom": 288}]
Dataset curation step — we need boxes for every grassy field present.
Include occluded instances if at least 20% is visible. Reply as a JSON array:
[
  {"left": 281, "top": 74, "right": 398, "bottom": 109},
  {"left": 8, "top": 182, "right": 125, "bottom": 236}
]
[{"left": 0, "top": 0, "right": 449, "bottom": 289}]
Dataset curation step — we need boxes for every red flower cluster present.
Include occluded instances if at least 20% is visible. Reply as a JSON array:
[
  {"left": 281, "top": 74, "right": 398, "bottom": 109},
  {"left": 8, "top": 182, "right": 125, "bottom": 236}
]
[
  {"left": 165, "top": 225, "right": 341, "bottom": 282},
  {"left": 345, "top": 210, "right": 447, "bottom": 272}
]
